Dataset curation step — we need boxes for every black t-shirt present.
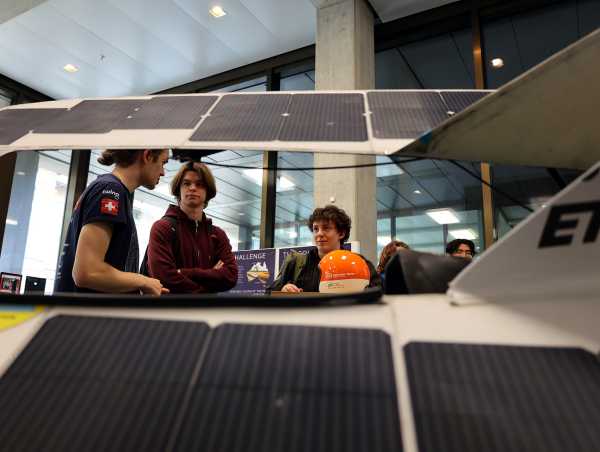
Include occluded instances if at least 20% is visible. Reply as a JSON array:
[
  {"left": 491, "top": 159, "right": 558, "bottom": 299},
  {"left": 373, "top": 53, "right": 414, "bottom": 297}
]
[{"left": 54, "top": 174, "right": 139, "bottom": 293}]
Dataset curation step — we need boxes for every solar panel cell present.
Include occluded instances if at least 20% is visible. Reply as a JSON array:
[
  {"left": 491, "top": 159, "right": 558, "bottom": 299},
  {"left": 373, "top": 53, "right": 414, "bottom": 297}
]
[
  {"left": 0, "top": 108, "right": 67, "bottom": 144},
  {"left": 190, "top": 94, "right": 290, "bottom": 141},
  {"left": 368, "top": 91, "right": 448, "bottom": 139},
  {"left": 114, "top": 95, "right": 218, "bottom": 130},
  {"left": 279, "top": 93, "right": 368, "bottom": 142}
]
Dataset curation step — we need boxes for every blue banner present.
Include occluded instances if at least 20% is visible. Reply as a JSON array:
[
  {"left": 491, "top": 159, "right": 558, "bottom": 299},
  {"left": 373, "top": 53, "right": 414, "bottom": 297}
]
[{"left": 230, "top": 249, "right": 276, "bottom": 295}]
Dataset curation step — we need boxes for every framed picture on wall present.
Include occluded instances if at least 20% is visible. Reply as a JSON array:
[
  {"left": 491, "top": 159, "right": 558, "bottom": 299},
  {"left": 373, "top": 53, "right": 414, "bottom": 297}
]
[{"left": 0, "top": 272, "right": 22, "bottom": 294}]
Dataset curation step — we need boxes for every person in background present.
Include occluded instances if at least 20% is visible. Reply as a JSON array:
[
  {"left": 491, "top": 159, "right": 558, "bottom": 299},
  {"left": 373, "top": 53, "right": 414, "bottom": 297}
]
[
  {"left": 376, "top": 240, "right": 410, "bottom": 274},
  {"left": 269, "top": 204, "right": 380, "bottom": 293},
  {"left": 446, "top": 238, "right": 476, "bottom": 260},
  {"left": 54, "top": 149, "right": 170, "bottom": 295},
  {"left": 146, "top": 161, "right": 238, "bottom": 293}
]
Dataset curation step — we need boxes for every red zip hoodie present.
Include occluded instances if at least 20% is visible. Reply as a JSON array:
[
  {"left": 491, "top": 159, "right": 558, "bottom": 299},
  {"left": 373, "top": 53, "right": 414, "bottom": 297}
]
[{"left": 147, "top": 204, "right": 238, "bottom": 293}]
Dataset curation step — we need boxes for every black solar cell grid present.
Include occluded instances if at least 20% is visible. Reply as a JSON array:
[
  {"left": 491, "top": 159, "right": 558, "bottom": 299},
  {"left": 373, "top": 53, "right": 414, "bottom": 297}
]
[
  {"left": 5, "top": 315, "right": 210, "bottom": 383},
  {"left": 197, "top": 323, "right": 396, "bottom": 393},
  {"left": 405, "top": 342, "right": 600, "bottom": 452},
  {"left": 441, "top": 91, "right": 490, "bottom": 114},
  {"left": 0, "top": 317, "right": 401, "bottom": 452},
  {"left": 190, "top": 93, "right": 291, "bottom": 141},
  {"left": 113, "top": 95, "right": 218, "bottom": 130},
  {"left": 33, "top": 99, "right": 146, "bottom": 134},
  {"left": 368, "top": 91, "right": 449, "bottom": 139},
  {"left": 0, "top": 315, "right": 210, "bottom": 452},
  {"left": 175, "top": 323, "right": 402, "bottom": 452},
  {"left": 0, "top": 108, "right": 68, "bottom": 144},
  {"left": 279, "top": 93, "right": 368, "bottom": 142}
]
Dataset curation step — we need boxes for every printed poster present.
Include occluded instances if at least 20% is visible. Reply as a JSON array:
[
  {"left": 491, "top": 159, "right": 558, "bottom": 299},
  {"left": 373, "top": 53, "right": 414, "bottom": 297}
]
[{"left": 230, "top": 248, "right": 276, "bottom": 295}]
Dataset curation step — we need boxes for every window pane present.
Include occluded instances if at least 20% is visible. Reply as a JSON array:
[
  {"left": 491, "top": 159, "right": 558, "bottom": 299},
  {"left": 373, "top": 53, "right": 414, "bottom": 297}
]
[
  {"left": 491, "top": 165, "right": 581, "bottom": 239},
  {"left": 377, "top": 158, "right": 483, "bottom": 255},
  {"left": 0, "top": 150, "right": 71, "bottom": 293},
  {"left": 203, "top": 151, "right": 264, "bottom": 251},
  {"left": 274, "top": 152, "right": 314, "bottom": 248}
]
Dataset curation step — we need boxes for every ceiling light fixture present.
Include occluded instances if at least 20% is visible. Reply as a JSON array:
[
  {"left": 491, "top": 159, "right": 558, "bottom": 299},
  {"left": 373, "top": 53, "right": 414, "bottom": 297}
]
[
  {"left": 63, "top": 64, "right": 79, "bottom": 73},
  {"left": 6, "top": 218, "right": 18, "bottom": 226},
  {"left": 449, "top": 228, "right": 478, "bottom": 240},
  {"left": 491, "top": 58, "right": 504, "bottom": 68},
  {"left": 209, "top": 5, "right": 227, "bottom": 18},
  {"left": 413, "top": 189, "right": 421, "bottom": 194},
  {"left": 426, "top": 208, "right": 460, "bottom": 225}
]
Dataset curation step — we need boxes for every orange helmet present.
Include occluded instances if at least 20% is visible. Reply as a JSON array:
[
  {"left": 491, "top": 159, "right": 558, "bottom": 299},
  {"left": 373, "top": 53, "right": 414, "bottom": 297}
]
[{"left": 318, "top": 250, "right": 370, "bottom": 293}]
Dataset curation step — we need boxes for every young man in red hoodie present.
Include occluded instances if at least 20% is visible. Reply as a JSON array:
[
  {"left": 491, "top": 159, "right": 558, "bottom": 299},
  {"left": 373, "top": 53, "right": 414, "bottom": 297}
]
[{"left": 146, "top": 161, "right": 238, "bottom": 293}]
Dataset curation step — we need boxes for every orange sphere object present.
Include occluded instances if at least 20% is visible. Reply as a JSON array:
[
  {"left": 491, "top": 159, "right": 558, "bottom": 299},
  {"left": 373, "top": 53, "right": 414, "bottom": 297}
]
[{"left": 318, "top": 250, "right": 370, "bottom": 293}]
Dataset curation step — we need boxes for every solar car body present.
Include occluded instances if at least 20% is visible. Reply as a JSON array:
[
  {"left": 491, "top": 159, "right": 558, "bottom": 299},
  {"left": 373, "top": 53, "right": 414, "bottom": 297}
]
[{"left": 0, "top": 26, "right": 599, "bottom": 452}]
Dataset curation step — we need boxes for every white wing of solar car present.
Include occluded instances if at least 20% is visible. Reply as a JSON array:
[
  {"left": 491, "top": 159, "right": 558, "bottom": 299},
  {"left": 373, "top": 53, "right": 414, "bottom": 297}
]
[
  {"left": 1, "top": 27, "right": 600, "bottom": 452},
  {"left": 1, "top": 29, "right": 599, "bottom": 169}
]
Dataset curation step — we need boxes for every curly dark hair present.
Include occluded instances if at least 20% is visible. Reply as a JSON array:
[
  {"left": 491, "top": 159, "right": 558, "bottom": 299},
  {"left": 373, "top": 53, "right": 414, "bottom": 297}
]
[
  {"left": 307, "top": 205, "right": 351, "bottom": 243},
  {"left": 97, "top": 149, "right": 166, "bottom": 167},
  {"left": 377, "top": 240, "right": 410, "bottom": 273}
]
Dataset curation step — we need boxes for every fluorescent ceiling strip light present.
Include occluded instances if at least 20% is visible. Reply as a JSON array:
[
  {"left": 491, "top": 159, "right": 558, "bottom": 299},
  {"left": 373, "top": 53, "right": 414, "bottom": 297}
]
[{"left": 426, "top": 208, "right": 460, "bottom": 224}]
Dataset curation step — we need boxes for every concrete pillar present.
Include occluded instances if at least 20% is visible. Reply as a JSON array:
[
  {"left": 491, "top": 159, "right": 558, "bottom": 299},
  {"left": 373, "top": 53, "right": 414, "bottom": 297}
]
[{"left": 314, "top": 0, "right": 377, "bottom": 263}]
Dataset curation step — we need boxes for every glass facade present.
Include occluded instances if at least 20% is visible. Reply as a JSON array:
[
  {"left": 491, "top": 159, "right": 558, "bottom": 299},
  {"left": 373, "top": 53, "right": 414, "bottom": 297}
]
[
  {"left": 1, "top": 0, "right": 597, "bottom": 287},
  {"left": 274, "top": 152, "right": 314, "bottom": 248},
  {"left": 0, "top": 151, "right": 71, "bottom": 293}
]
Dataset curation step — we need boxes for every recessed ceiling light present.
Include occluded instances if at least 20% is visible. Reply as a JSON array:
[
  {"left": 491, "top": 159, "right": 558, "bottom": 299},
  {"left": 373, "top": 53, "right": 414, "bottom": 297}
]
[
  {"left": 6, "top": 218, "right": 18, "bottom": 226},
  {"left": 426, "top": 208, "right": 460, "bottom": 225},
  {"left": 63, "top": 64, "right": 78, "bottom": 73},
  {"left": 16, "top": 171, "right": 26, "bottom": 176},
  {"left": 209, "top": 5, "right": 227, "bottom": 18},
  {"left": 449, "top": 228, "right": 478, "bottom": 240},
  {"left": 288, "top": 230, "right": 298, "bottom": 239},
  {"left": 491, "top": 58, "right": 504, "bottom": 68},
  {"left": 413, "top": 189, "right": 421, "bottom": 194}
]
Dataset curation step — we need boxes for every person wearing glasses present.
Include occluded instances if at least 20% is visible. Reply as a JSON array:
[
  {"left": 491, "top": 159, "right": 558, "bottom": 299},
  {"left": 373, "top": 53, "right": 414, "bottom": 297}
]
[{"left": 446, "top": 239, "right": 476, "bottom": 260}]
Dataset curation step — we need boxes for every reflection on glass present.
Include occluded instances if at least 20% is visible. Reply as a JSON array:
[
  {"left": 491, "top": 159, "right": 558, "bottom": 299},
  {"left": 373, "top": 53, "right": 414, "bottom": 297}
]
[
  {"left": 0, "top": 151, "right": 71, "bottom": 293},
  {"left": 377, "top": 158, "right": 484, "bottom": 255},
  {"left": 274, "top": 152, "right": 314, "bottom": 248}
]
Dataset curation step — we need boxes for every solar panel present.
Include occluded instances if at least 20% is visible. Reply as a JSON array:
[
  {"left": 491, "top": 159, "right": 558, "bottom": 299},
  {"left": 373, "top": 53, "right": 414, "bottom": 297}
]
[
  {"left": 405, "top": 342, "right": 600, "bottom": 452},
  {"left": 0, "top": 315, "right": 210, "bottom": 451},
  {"left": 175, "top": 323, "right": 402, "bottom": 452},
  {"left": 34, "top": 99, "right": 146, "bottom": 134},
  {"left": 0, "top": 108, "right": 67, "bottom": 144},
  {"left": 368, "top": 91, "right": 449, "bottom": 139},
  {"left": 441, "top": 91, "right": 490, "bottom": 114},
  {"left": 190, "top": 93, "right": 290, "bottom": 141},
  {"left": 279, "top": 93, "right": 368, "bottom": 142},
  {"left": 113, "top": 95, "right": 218, "bottom": 130}
]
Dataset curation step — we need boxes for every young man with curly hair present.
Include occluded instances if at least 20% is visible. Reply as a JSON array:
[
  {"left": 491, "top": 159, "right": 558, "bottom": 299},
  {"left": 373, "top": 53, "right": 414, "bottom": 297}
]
[{"left": 269, "top": 204, "right": 380, "bottom": 293}]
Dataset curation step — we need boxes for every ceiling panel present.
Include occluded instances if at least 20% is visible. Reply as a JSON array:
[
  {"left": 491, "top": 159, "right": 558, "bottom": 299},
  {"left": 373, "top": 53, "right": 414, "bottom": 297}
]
[
  {"left": 0, "top": 0, "right": 318, "bottom": 98},
  {"left": 239, "top": 0, "right": 315, "bottom": 49},
  {"left": 369, "top": 0, "right": 460, "bottom": 23}
]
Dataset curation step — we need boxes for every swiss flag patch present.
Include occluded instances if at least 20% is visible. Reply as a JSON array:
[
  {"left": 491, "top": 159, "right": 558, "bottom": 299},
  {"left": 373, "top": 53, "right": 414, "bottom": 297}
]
[{"left": 100, "top": 198, "right": 119, "bottom": 216}]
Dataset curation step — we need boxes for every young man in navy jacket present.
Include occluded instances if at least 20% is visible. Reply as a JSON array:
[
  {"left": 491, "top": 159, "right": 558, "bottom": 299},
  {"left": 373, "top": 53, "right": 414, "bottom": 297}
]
[{"left": 146, "top": 162, "right": 238, "bottom": 293}]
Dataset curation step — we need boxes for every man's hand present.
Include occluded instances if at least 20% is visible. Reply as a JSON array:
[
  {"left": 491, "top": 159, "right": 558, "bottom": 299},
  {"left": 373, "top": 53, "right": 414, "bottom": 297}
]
[
  {"left": 140, "top": 276, "right": 169, "bottom": 296},
  {"left": 213, "top": 260, "right": 224, "bottom": 270},
  {"left": 282, "top": 283, "right": 303, "bottom": 293}
]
